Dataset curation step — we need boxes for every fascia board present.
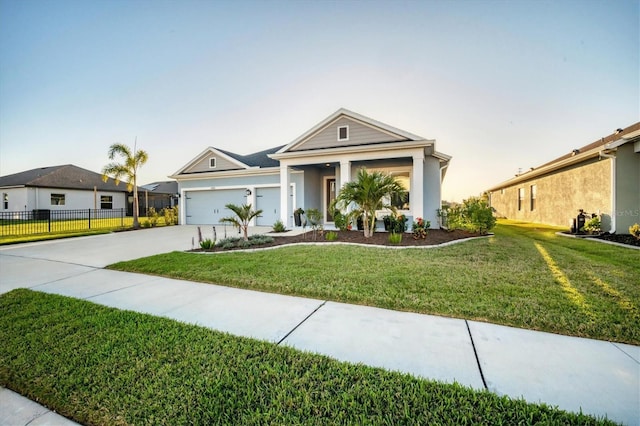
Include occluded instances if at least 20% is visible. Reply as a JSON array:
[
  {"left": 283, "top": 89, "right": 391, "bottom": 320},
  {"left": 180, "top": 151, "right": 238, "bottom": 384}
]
[
  {"left": 271, "top": 140, "right": 435, "bottom": 161},
  {"left": 486, "top": 147, "right": 603, "bottom": 192},
  {"left": 277, "top": 108, "right": 426, "bottom": 153},
  {"left": 170, "top": 167, "right": 301, "bottom": 181},
  {"left": 172, "top": 147, "right": 251, "bottom": 176}
]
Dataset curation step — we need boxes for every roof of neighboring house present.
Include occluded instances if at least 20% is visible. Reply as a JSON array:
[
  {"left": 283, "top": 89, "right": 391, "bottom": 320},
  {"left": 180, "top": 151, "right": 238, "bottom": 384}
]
[
  {"left": 140, "top": 181, "right": 178, "bottom": 194},
  {"left": 217, "top": 145, "right": 285, "bottom": 168},
  {"left": 487, "top": 121, "right": 640, "bottom": 192},
  {"left": 0, "top": 164, "right": 134, "bottom": 192}
]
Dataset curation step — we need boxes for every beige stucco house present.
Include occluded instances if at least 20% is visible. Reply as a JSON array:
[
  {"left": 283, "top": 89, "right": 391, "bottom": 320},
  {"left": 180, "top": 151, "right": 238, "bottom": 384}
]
[{"left": 487, "top": 122, "right": 640, "bottom": 234}]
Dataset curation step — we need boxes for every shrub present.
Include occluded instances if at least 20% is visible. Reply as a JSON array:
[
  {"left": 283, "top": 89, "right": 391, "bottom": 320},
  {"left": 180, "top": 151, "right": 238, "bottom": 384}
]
[
  {"left": 412, "top": 217, "right": 430, "bottom": 239},
  {"left": 162, "top": 206, "right": 178, "bottom": 225},
  {"left": 325, "top": 231, "right": 338, "bottom": 241},
  {"left": 582, "top": 216, "right": 601, "bottom": 234},
  {"left": 272, "top": 220, "right": 287, "bottom": 233},
  {"left": 442, "top": 197, "right": 496, "bottom": 235},
  {"left": 384, "top": 214, "right": 408, "bottom": 233},
  {"left": 140, "top": 220, "right": 152, "bottom": 228},
  {"left": 215, "top": 234, "right": 274, "bottom": 250},
  {"left": 199, "top": 238, "right": 214, "bottom": 250},
  {"left": 629, "top": 223, "right": 640, "bottom": 240},
  {"left": 388, "top": 232, "right": 403, "bottom": 244},
  {"left": 146, "top": 207, "right": 159, "bottom": 227},
  {"left": 305, "top": 208, "right": 323, "bottom": 240}
]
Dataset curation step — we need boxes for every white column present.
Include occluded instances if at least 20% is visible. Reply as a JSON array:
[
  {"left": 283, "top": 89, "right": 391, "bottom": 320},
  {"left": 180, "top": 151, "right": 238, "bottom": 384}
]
[
  {"left": 412, "top": 152, "right": 424, "bottom": 220},
  {"left": 340, "top": 160, "right": 351, "bottom": 188},
  {"left": 280, "top": 164, "right": 291, "bottom": 227},
  {"left": 179, "top": 189, "right": 186, "bottom": 225}
]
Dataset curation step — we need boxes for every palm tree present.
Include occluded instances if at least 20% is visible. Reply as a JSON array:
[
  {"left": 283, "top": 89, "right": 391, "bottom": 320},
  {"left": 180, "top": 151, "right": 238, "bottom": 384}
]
[
  {"left": 220, "top": 203, "right": 263, "bottom": 241},
  {"left": 335, "top": 168, "right": 406, "bottom": 238},
  {"left": 101, "top": 142, "right": 149, "bottom": 229}
]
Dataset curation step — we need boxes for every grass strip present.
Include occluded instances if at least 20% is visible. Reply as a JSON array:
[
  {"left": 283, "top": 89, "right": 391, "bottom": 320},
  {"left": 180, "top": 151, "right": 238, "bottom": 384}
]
[
  {"left": 0, "top": 289, "right": 614, "bottom": 425},
  {"left": 108, "top": 221, "right": 640, "bottom": 344}
]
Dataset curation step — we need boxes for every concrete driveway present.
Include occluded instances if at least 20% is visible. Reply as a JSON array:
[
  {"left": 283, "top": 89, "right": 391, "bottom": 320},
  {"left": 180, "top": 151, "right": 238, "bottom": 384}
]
[{"left": 1, "top": 226, "right": 638, "bottom": 425}]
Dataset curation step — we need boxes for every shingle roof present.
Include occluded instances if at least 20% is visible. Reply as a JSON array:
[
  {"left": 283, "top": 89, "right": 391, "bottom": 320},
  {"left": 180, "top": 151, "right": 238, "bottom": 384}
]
[
  {"left": 217, "top": 145, "right": 285, "bottom": 168},
  {"left": 140, "top": 181, "right": 178, "bottom": 194},
  {"left": 0, "top": 164, "right": 134, "bottom": 192}
]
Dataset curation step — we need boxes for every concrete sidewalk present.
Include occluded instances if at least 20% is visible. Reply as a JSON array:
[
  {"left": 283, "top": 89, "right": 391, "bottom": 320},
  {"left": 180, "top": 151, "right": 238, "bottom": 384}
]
[{"left": 1, "top": 227, "right": 638, "bottom": 425}]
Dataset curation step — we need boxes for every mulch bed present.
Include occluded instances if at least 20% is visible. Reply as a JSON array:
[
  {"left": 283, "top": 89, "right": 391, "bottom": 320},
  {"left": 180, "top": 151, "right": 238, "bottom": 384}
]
[
  {"left": 196, "top": 229, "right": 484, "bottom": 252},
  {"left": 596, "top": 233, "right": 640, "bottom": 247}
]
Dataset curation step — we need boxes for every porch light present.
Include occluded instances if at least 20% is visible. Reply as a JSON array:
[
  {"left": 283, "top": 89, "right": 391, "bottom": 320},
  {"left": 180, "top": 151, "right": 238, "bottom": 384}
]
[{"left": 245, "top": 189, "right": 252, "bottom": 196}]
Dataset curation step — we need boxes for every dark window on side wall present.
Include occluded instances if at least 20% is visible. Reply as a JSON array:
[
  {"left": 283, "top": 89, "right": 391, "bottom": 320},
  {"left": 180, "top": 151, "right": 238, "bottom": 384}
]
[
  {"left": 51, "top": 194, "right": 65, "bottom": 206},
  {"left": 100, "top": 195, "right": 113, "bottom": 209},
  {"left": 517, "top": 188, "right": 524, "bottom": 211},
  {"left": 530, "top": 185, "right": 537, "bottom": 211}
]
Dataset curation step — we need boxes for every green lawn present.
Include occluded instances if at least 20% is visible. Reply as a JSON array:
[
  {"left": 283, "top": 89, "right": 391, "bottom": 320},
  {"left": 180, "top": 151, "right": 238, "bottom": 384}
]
[
  {"left": 0, "top": 290, "right": 614, "bottom": 425},
  {"left": 109, "top": 220, "right": 640, "bottom": 344}
]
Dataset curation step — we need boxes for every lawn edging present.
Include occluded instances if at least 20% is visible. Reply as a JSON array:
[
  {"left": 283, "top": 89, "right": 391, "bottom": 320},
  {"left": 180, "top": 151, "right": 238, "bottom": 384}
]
[
  {"left": 193, "top": 234, "right": 494, "bottom": 254},
  {"left": 555, "top": 231, "right": 640, "bottom": 250}
]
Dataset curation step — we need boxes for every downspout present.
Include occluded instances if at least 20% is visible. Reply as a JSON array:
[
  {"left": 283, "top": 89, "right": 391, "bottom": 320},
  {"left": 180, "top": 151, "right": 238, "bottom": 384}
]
[{"left": 599, "top": 151, "right": 616, "bottom": 232}]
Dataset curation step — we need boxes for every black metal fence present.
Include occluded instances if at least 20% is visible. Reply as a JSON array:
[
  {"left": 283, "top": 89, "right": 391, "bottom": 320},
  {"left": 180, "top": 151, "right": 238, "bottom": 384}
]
[{"left": 0, "top": 208, "right": 128, "bottom": 237}]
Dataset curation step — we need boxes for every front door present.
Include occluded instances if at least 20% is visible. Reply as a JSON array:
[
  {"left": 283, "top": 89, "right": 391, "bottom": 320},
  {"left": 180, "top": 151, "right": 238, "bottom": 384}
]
[{"left": 325, "top": 178, "right": 336, "bottom": 222}]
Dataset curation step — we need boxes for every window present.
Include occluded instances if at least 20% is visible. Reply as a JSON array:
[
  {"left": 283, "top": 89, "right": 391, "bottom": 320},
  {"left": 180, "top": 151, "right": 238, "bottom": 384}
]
[
  {"left": 530, "top": 185, "right": 537, "bottom": 211},
  {"left": 51, "top": 193, "right": 65, "bottom": 206},
  {"left": 2, "top": 193, "right": 7, "bottom": 210},
  {"left": 209, "top": 157, "right": 217, "bottom": 169},
  {"left": 100, "top": 195, "right": 113, "bottom": 209},
  {"left": 517, "top": 188, "right": 524, "bottom": 211},
  {"left": 338, "top": 126, "right": 349, "bottom": 141}
]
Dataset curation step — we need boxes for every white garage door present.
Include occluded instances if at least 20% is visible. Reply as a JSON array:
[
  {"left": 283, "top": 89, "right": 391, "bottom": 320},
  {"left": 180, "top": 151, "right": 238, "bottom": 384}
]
[
  {"left": 185, "top": 189, "right": 246, "bottom": 225},
  {"left": 255, "top": 187, "right": 280, "bottom": 226}
]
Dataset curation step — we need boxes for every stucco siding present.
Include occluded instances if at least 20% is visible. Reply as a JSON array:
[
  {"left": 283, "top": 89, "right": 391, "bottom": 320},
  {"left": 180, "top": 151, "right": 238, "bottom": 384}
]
[
  {"left": 178, "top": 173, "right": 282, "bottom": 190},
  {"left": 614, "top": 144, "right": 640, "bottom": 233},
  {"left": 490, "top": 158, "right": 612, "bottom": 230},
  {"left": 291, "top": 117, "right": 406, "bottom": 151},
  {"left": 423, "top": 156, "right": 442, "bottom": 227},
  {"left": 0, "top": 187, "right": 127, "bottom": 211},
  {"left": 185, "top": 153, "right": 243, "bottom": 173}
]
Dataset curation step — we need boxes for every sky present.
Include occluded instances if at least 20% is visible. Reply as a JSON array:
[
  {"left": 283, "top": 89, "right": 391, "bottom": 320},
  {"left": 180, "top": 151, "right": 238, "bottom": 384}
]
[{"left": 0, "top": 0, "right": 638, "bottom": 202}]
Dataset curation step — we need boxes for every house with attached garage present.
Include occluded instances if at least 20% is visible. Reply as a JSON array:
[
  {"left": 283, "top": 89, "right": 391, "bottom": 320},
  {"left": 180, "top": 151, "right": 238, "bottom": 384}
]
[{"left": 170, "top": 108, "right": 452, "bottom": 229}]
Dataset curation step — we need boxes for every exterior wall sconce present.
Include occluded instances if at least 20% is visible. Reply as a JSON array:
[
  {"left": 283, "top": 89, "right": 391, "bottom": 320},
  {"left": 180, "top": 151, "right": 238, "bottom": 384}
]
[{"left": 245, "top": 189, "right": 252, "bottom": 196}]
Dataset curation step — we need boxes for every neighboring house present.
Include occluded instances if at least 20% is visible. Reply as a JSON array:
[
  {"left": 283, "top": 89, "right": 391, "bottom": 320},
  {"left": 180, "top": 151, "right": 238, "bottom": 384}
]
[
  {"left": 487, "top": 122, "right": 640, "bottom": 234},
  {"left": 170, "top": 108, "right": 452, "bottom": 228},
  {"left": 139, "top": 181, "right": 179, "bottom": 214},
  {"left": 0, "top": 164, "right": 133, "bottom": 215}
]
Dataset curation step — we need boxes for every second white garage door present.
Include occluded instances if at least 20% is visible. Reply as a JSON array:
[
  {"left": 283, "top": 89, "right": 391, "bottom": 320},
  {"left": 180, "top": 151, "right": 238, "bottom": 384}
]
[
  {"left": 255, "top": 187, "right": 280, "bottom": 226},
  {"left": 185, "top": 189, "right": 247, "bottom": 225}
]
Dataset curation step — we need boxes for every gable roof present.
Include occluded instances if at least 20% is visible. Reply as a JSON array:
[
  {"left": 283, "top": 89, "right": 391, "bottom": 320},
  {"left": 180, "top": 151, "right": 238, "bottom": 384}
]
[
  {"left": 487, "top": 121, "right": 640, "bottom": 192},
  {"left": 172, "top": 145, "right": 285, "bottom": 176},
  {"left": 0, "top": 164, "right": 134, "bottom": 192},
  {"left": 277, "top": 108, "right": 424, "bottom": 153}
]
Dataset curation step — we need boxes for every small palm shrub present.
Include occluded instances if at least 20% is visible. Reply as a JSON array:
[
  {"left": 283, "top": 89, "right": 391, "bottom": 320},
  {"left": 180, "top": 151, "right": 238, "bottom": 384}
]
[
  {"left": 629, "top": 223, "right": 640, "bottom": 240},
  {"left": 388, "top": 232, "right": 403, "bottom": 244},
  {"left": 305, "top": 208, "right": 323, "bottom": 240},
  {"left": 199, "top": 238, "right": 214, "bottom": 250},
  {"left": 162, "top": 206, "right": 178, "bottom": 225},
  {"left": 272, "top": 220, "right": 287, "bottom": 233},
  {"left": 325, "top": 231, "right": 338, "bottom": 241}
]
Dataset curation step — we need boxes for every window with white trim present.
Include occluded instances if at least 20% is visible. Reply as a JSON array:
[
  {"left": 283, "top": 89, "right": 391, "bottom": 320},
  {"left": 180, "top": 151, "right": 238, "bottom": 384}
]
[
  {"left": 100, "top": 195, "right": 113, "bottom": 209},
  {"left": 209, "top": 157, "right": 217, "bottom": 168},
  {"left": 51, "top": 193, "right": 65, "bottom": 206},
  {"left": 338, "top": 126, "right": 349, "bottom": 141},
  {"left": 2, "top": 193, "right": 7, "bottom": 210}
]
